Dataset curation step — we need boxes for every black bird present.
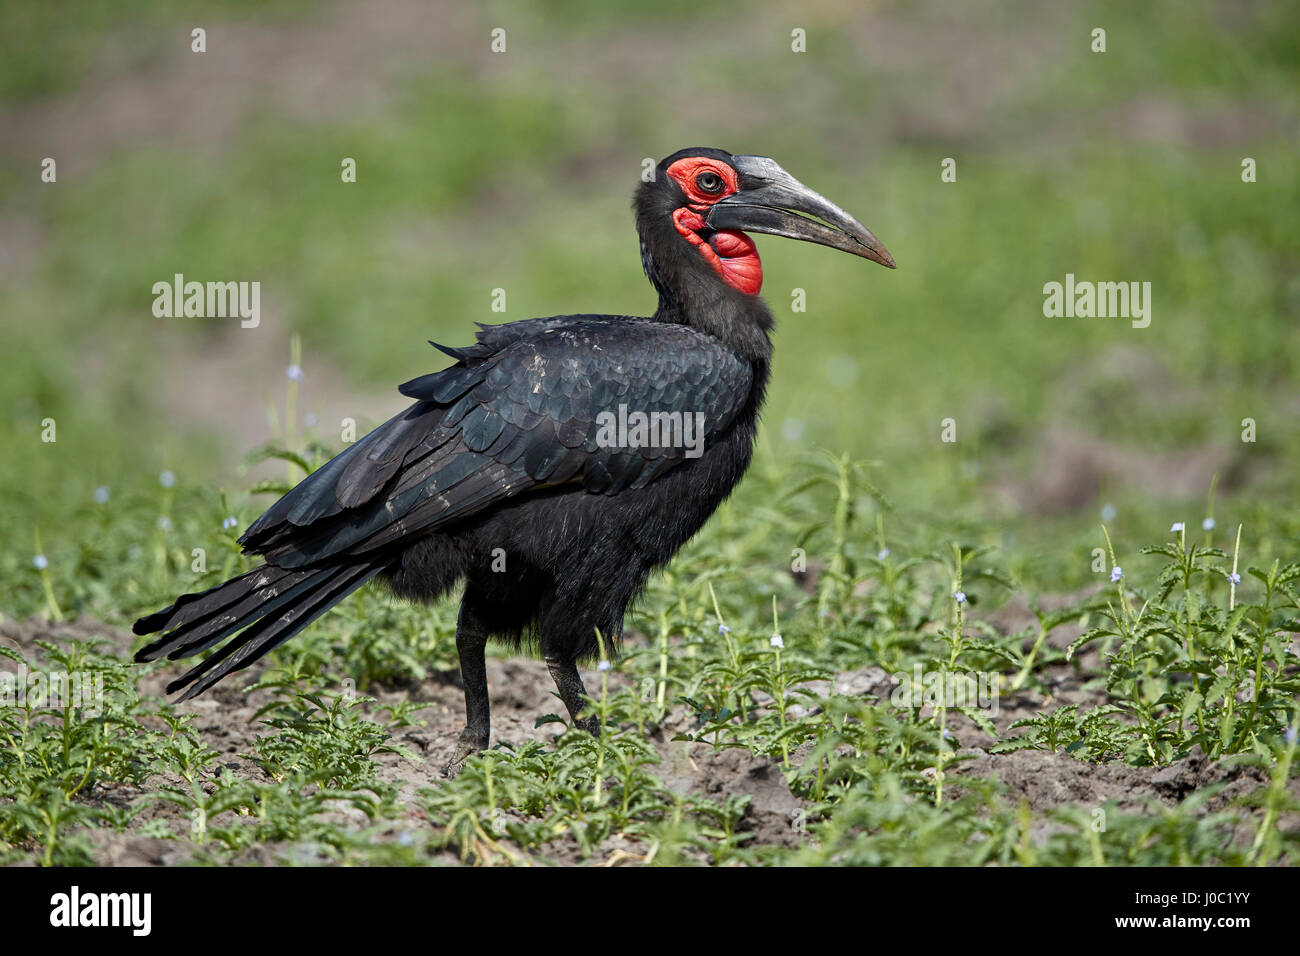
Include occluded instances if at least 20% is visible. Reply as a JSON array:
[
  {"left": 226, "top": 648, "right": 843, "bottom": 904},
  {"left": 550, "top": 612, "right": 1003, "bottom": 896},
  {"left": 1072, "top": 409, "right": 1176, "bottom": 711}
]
[{"left": 133, "top": 147, "right": 894, "bottom": 774}]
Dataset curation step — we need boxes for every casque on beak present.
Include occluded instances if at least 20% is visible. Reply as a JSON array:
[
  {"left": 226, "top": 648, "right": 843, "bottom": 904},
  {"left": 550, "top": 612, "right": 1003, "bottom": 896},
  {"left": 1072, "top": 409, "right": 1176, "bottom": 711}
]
[{"left": 705, "top": 155, "right": 896, "bottom": 269}]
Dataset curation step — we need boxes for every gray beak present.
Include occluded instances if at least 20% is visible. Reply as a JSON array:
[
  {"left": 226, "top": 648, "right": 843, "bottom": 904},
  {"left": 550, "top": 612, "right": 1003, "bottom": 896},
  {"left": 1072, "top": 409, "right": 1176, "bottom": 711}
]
[{"left": 705, "top": 155, "right": 896, "bottom": 269}]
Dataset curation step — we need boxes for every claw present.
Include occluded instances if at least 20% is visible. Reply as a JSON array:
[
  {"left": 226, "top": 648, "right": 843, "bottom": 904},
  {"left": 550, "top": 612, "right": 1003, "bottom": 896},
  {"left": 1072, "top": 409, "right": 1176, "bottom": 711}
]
[{"left": 440, "top": 726, "right": 489, "bottom": 779}]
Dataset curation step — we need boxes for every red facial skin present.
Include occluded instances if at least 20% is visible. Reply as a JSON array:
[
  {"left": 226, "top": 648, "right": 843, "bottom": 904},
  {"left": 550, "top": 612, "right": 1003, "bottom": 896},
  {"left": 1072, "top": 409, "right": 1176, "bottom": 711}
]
[{"left": 665, "top": 157, "right": 762, "bottom": 296}]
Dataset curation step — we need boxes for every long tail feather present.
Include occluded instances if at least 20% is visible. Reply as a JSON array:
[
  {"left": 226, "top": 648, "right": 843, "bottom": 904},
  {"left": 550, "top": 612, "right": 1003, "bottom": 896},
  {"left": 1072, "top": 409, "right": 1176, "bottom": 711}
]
[
  {"left": 134, "top": 565, "right": 288, "bottom": 639},
  {"left": 160, "top": 570, "right": 339, "bottom": 662},
  {"left": 132, "top": 559, "right": 389, "bottom": 701},
  {"left": 168, "top": 562, "right": 384, "bottom": 701},
  {"left": 134, "top": 565, "right": 316, "bottom": 660}
]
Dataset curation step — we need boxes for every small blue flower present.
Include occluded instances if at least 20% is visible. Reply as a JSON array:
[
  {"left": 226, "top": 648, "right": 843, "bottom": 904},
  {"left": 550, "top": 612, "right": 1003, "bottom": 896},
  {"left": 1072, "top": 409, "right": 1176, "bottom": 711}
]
[
  {"left": 222, "top": 515, "right": 238, "bottom": 530},
  {"left": 1202, "top": 517, "right": 1216, "bottom": 531},
  {"left": 93, "top": 485, "right": 110, "bottom": 504},
  {"left": 159, "top": 470, "right": 176, "bottom": 488},
  {"left": 1228, "top": 572, "right": 1241, "bottom": 586},
  {"left": 286, "top": 364, "right": 304, "bottom": 382},
  {"left": 877, "top": 548, "right": 891, "bottom": 560},
  {"left": 1287, "top": 726, "right": 1298, "bottom": 746},
  {"left": 1110, "top": 566, "right": 1123, "bottom": 583},
  {"left": 953, "top": 591, "right": 967, "bottom": 604},
  {"left": 770, "top": 634, "right": 784, "bottom": 649},
  {"left": 717, "top": 623, "right": 731, "bottom": 635},
  {"left": 1101, "top": 503, "right": 1117, "bottom": 522},
  {"left": 1170, "top": 521, "right": 1184, "bottom": 533},
  {"left": 32, "top": 555, "right": 48, "bottom": 571},
  {"left": 597, "top": 659, "right": 612, "bottom": 672},
  {"left": 398, "top": 831, "right": 414, "bottom": 847},
  {"left": 157, "top": 515, "right": 173, "bottom": 531}
]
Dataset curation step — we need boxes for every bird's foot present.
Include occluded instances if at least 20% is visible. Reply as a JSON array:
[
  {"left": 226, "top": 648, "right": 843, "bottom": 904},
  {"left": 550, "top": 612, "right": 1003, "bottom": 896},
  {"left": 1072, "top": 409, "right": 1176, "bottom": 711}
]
[{"left": 440, "top": 727, "right": 489, "bottom": 779}]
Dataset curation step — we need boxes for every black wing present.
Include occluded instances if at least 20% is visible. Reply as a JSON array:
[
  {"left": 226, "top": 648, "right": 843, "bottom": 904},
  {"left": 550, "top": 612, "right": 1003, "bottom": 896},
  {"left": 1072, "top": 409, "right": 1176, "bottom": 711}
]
[{"left": 238, "top": 316, "right": 753, "bottom": 568}]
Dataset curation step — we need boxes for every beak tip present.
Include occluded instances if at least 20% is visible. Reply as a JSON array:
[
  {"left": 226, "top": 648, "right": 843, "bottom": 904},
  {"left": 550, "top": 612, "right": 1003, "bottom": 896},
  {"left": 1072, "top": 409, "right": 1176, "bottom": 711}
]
[{"left": 868, "top": 245, "right": 897, "bottom": 269}]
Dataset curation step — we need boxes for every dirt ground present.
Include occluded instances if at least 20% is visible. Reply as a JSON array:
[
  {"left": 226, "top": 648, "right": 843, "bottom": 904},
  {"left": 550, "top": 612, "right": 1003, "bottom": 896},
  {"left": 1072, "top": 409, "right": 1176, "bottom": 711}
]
[
  {"left": 2, "top": 613, "right": 1283, "bottom": 865},
  {"left": 1, "top": 616, "right": 811, "bottom": 865}
]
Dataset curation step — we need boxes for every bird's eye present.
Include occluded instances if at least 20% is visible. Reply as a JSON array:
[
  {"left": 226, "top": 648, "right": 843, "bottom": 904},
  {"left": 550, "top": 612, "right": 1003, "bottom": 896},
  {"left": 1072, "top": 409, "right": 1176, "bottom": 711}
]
[{"left": 696, "top": 171, "right": 724, "bottom": 194}]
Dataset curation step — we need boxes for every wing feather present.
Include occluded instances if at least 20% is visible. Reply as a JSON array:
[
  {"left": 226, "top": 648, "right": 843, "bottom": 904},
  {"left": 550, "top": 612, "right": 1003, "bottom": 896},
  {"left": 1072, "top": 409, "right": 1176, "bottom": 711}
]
[{"left": 239, "top": 317, "right": 752, "bottom": 566}]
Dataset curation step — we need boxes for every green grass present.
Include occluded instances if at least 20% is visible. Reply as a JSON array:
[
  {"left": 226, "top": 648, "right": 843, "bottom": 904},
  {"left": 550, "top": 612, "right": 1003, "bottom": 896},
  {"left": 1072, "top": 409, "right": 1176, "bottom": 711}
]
[
  {"left": 1, "top": 0, "right": 1298, "bottom": 865},
  {"left": 2, "top": 445, "right": 1298, "bottom": 865}
]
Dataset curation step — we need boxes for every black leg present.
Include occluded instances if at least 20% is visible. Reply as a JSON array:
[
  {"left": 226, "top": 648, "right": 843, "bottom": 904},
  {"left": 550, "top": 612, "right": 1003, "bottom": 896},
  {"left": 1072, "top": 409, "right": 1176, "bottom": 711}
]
[
  {"left": 545, "top": 657, "right": 600, "bottom": 736},
  {"left": 441, "top": 601, "right": 491, "bottom": 778}
]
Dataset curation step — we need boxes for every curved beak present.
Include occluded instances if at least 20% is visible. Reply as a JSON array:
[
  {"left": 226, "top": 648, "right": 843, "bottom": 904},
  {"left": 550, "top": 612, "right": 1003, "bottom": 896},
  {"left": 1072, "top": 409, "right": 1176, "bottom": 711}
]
[{"left": 705, "top": 155, "right": 896, "bottom": 269}]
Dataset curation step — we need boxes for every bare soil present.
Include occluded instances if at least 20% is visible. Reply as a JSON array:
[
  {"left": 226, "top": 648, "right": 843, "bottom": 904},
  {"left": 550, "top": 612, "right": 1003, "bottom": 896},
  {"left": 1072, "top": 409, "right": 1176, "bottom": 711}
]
[{"left": 2, "top": 612, "right": 1285, "bottom": 865}]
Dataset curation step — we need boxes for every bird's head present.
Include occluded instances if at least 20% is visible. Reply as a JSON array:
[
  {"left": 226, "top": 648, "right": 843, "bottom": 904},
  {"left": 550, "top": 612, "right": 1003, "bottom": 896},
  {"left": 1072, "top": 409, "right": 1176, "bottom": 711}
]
[{"left": 637, "top": 147, "right": 895, "bottom": 298}]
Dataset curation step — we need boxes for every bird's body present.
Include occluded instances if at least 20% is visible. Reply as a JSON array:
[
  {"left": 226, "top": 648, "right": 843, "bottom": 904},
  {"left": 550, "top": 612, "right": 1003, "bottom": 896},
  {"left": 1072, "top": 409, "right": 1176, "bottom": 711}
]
[
  {"left": 384, "top": 318, "right": 768, "bottom": 658},
  {"left": 135, "top": 147, "right": 892, "bottom": 773}
]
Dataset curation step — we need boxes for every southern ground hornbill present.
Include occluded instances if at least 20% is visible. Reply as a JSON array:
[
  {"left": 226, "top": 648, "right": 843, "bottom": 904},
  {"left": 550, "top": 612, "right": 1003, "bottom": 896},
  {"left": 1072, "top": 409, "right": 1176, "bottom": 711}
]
[{"left": 134, "top": 147, "right": 895, "bottom": 774}]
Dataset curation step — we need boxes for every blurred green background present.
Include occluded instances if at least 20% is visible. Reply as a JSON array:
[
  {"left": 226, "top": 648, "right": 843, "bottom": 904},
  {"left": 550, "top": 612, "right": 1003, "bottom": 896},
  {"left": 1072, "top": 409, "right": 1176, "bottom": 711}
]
[{"left": 1, "top": 0, "right": 1298, "bottom": 618}]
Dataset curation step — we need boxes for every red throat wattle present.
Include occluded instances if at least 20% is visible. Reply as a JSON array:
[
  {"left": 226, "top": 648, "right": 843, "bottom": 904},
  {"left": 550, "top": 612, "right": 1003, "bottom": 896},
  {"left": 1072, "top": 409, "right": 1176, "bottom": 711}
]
[
  {"left": 671, "top": 209, "right": 763, "bottom": 296},
  {"left": 665, "top": 158, "right": 763, "bottom": 296}
]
